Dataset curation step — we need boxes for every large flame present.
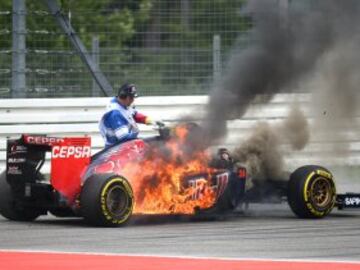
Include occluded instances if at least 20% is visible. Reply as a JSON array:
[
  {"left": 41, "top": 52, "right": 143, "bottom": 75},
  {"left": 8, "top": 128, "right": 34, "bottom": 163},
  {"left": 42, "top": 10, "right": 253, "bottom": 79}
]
[{"left": 122, "top": 125, "right": 217, "bottom": 214}]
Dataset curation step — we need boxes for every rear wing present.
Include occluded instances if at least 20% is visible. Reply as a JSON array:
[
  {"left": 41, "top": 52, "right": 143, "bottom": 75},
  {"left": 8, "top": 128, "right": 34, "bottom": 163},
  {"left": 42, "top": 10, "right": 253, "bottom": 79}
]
[{"left": 6, "top": 135, "right": 91, "bottom": 203}]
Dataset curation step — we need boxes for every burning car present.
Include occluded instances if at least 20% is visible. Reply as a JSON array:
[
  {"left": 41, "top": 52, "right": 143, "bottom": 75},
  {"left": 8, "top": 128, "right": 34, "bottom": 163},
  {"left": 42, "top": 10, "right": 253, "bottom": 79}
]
[{"left": 0, "top": 123, "right": 358, "bottom": 226}]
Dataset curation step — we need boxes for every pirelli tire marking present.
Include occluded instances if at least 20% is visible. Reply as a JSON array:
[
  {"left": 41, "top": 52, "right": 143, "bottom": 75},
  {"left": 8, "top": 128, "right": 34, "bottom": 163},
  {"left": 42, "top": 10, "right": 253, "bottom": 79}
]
[
  {"left": 100, "top": 177, "right": 134, "bottom": 225},
  {"left": 303, "top": 169, "right": 336, "bottom": 217}
]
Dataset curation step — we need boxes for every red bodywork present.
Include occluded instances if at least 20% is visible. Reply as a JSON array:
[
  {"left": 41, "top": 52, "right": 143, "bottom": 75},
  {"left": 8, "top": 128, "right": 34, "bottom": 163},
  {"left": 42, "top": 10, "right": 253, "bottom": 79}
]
[
  {"left": 23, "top": 135, "right": 148, "bottom": 205},
  {"left": 22, "top": 135, "right": 91, "bottom": 203},
  {"left": 88, "top": 139, "right": 147, "bottom": 181}
]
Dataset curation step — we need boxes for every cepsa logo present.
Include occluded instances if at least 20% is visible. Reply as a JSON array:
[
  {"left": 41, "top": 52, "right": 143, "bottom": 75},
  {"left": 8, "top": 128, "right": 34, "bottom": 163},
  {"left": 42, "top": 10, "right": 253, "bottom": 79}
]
[
  {"left": 52, "top": 146, "right": 91, "bottom": 159},
  {"left": 26, "top": 136, "right": 64, "bottom": 145}
]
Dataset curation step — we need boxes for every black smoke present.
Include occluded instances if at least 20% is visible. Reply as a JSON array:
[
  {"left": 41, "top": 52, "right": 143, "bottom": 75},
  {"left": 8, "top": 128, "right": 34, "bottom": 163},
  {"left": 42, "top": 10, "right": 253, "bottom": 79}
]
[{"left": 204, "top": 0, "right": 360, "bottom": 143}]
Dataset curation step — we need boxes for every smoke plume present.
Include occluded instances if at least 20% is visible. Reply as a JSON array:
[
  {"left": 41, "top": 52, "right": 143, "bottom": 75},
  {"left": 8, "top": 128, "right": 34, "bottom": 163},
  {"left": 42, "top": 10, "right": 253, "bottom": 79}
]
[
  {"left": 305, "top": 41, "right": 360, "bottom": 157},
  {"left": 204, "top": 0, "right": 360, "bottom": 144},
  {"left": 200, "top": 0, "right": 360, "bottom": 180},
  {"left": 232, "top": 105, "right": 309, "bottom": 181}
]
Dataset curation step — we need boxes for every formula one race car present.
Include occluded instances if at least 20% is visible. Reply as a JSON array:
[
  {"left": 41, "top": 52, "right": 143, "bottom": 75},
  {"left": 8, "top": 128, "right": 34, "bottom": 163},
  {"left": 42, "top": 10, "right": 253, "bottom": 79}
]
[{"left": 0, "top": 123, "right": 359, "bottom": 227}]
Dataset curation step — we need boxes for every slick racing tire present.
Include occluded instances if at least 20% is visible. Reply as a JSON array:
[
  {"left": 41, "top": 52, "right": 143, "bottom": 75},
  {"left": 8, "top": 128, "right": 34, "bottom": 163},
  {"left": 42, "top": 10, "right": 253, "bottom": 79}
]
[
  {"left": 287, "top": 165, "right": 336, "bottom": 219},
  {"left": 0, "top": 172, "right": 40, "bottom": 221},
  {"left": 80, "top": 174, "right": 134, "bottom": 227}
]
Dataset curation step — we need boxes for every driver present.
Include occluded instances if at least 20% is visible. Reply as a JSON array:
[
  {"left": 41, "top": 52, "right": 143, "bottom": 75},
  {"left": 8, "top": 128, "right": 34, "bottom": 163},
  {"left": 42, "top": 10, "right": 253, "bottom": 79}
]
[{"left": 99, "top": 83, "right": 158, "bottom": 148}]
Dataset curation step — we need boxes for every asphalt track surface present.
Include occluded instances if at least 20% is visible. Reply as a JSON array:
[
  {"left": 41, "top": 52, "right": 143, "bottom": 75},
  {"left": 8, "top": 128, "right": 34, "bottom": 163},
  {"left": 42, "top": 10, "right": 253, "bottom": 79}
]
[{"left": 1, "top": 204, "right": 360, "bottom": 261}]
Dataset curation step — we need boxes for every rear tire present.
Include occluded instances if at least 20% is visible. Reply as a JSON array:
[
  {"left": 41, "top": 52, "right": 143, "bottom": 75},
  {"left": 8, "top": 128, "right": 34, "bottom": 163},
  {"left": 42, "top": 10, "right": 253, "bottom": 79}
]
[
  {"left": 0, "top": 172, "right": 40, "bottom": 221},
  {"left": 80, "top": 174, "right": 134, "bottom": 227},
  {"left": 287, "top": 165, "right": 336, "bottom": 218}
]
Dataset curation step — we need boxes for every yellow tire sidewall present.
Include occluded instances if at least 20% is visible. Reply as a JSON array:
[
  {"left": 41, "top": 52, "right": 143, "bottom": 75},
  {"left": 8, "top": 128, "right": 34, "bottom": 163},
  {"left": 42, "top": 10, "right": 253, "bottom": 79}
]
[
  {"left": 100, "top": 176, "right": 133, "bottom": 225},
  {"left": 303, "top": 169, "right": 336, "bottom": 217}
]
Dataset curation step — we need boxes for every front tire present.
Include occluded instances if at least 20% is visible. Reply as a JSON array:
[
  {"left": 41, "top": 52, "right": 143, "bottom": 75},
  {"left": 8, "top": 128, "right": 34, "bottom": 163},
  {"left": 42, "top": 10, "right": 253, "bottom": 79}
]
[
  {"left": 287, "top": 165, "right": 336, "bottom": 218},
  {"left": 80, "top": 174, "right": 134, "bottom": 227},
  {"left": 0, "top": 172, "right": 40, "bottom": 221}
]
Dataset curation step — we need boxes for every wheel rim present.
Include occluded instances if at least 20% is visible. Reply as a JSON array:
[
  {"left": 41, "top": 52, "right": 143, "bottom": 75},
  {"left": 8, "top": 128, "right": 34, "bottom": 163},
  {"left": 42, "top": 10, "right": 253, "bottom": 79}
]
[
  {"left": 309, "top": 177, "right": 333, "bottom": 208},
  {"left": 105, "top": 185, "right": 129, "bottom": 218}
]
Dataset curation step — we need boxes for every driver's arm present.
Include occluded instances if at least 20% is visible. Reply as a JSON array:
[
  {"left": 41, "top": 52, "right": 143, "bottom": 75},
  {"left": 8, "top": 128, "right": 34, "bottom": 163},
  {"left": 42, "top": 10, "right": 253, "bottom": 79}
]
[{"left": 134, "top": 111, "right": 152, "bottom": 125}]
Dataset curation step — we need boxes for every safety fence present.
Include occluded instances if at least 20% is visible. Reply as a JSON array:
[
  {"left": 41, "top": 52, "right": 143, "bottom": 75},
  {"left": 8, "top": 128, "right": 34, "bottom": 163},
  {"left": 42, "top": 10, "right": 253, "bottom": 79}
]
[
  {"left": 0, "top": 94, "right": 359, "bottom": 173},
  {"left": 0, "top": 0, "right": 251, "bottom": 98}
]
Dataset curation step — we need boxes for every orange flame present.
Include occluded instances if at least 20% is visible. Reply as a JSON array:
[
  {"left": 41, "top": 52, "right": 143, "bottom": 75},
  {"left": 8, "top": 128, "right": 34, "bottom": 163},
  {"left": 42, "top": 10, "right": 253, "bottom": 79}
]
[{"left": 122, "top": 125, "right": 217, "bottom": 214}]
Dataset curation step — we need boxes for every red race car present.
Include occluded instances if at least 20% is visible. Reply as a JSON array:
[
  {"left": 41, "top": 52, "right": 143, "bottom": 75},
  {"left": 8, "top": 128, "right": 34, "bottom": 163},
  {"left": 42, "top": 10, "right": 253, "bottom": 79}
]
[{"left": 0, "top": 123, "right": 358, "bottom": 226}]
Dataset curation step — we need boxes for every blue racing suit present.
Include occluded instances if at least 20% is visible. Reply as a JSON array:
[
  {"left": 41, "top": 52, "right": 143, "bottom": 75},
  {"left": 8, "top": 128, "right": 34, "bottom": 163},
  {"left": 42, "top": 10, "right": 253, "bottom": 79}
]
[{"left": 99, "top": 97, "right": 147, "bottom": 147}]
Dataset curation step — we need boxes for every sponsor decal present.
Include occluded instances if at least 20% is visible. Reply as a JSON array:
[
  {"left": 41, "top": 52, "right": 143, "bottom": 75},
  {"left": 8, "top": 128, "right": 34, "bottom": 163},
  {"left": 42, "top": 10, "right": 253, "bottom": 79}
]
[
  {"left": 7, "top": 158, "right": 26, "bottom": 163},
  {"left": 316, "top": 169, "right": 332, "bottom": 179},
  {"left": 25, "top": 136, "right": 64, "bottom": 145},
  {"left": 52, "top": 145, "right": 91, "bottom": 159},
  {"left": 7, "top": 165, "right": 22, "bottom": 175},
  {"left": 215, "top": 172, "right": 229, "bottom": 198},
  {"left": 345, "top": 197, "right": 360, "bottom": 206},
  {"left": 10, "top": 145, "right": 27, "bottom": 154},
  {"left": 188, "top": 178, "right": 208, "bottom": 200}
]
